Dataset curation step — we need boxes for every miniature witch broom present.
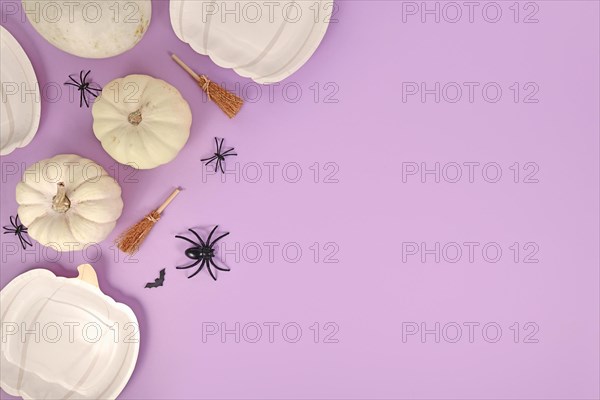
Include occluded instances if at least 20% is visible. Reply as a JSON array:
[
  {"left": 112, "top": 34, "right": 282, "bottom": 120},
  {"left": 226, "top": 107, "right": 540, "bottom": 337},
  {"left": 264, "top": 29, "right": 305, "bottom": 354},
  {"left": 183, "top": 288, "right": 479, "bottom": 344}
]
[
  {"left": 116, "top": 188, "right": 181, "bottom": 255},
  {"left": 171, "top": 54, "right": 243, "bottom": 118}
]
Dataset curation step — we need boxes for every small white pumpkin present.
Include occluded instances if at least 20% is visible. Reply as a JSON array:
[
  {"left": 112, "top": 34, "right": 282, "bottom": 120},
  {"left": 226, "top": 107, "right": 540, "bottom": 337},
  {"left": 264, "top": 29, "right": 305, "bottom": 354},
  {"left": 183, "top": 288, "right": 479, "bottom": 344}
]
[
  {"left": 0, "top": 264, "right": 140, "bottom": 400},
  {"left": 92, "top": 74, "right": 193, "bottom": 169},
  {"left": 22, "top": 0, "right": 151, "bottom": 58},
  {"left": 16, "top": 154, "right": 123, "bottom": 251}
]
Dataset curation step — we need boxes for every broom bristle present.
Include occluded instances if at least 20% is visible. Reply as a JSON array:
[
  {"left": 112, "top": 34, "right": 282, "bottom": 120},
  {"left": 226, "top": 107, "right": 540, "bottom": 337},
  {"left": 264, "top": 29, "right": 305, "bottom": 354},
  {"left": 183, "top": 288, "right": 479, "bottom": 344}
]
[
  {"left": 116, "top": 210, "right": 160, "bottom": 255},
  {"left": 201, "top": 80, "right": 244, "bottom": 119}
]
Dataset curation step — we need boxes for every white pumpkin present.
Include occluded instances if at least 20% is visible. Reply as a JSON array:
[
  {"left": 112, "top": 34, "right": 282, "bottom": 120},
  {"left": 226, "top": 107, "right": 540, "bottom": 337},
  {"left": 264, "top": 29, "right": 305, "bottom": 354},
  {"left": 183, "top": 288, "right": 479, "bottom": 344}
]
[
  {"left": 22, "top": 0, "right": 151, "bottom": 58},
  {"left": 16, "top": 154, "right": 123, "bottom": 251},
  {"left": 92, "top": 74, "right": 192, "bottom": 169},
  {"left": 0, "top": 264, "right": 140, "bottom": 400}
]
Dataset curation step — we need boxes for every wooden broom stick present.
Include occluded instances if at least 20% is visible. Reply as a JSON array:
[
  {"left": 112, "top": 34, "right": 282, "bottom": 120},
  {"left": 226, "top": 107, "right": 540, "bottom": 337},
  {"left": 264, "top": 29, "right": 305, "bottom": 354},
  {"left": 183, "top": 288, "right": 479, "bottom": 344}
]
[
  {"left": 171, "top": 54, "right": 243, "bottom": 119},
  {"left": 116, "top": 188, "right": 181, "bottom": 255}
]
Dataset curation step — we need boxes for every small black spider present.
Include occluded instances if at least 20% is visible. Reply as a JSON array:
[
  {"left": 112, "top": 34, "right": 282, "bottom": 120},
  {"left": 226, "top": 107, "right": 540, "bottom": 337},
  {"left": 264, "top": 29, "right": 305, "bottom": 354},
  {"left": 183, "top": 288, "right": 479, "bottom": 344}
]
[
  {"left": 201, "top": 137, "right": 237, "bottom": 174},
  {"left": 175, "top": 225, "right": 230, "bottom": 280},
  {"left": 3, "top": 215, "right": 32, "bottom": 250},
  {"left": 64, "top": 70, "right": 102, "bottom": 108}
]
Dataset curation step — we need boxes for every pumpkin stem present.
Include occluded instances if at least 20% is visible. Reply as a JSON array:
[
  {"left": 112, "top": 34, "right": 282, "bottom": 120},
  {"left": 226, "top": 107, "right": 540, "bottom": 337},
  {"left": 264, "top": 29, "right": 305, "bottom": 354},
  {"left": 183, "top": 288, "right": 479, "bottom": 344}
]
[
  {"left": 52, "top": 182, "right": 71, "bottom": 213},
  {"left": 76, "top": 264, "right": 100, "bottom": 289},
  {"left": 128, "top": 109, "right": 143, "bottom": 126}
]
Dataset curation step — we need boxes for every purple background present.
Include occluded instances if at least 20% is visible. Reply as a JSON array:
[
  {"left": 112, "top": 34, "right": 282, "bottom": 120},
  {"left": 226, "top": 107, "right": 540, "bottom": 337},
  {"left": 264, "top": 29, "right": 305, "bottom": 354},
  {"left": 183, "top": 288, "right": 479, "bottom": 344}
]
[{"left": 1, "top": 1, "right": 599, "bottom": 399}]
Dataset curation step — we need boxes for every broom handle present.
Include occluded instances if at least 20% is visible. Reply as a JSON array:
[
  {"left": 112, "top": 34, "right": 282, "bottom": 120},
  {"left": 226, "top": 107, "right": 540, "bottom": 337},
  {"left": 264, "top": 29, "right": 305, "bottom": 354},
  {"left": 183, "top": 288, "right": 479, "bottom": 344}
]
[
  {"left": 157, "top": 188, "right": 181, "bottom": 214},
  {"left": 171, "top": 54, "right": 201, "bottom": 82}
]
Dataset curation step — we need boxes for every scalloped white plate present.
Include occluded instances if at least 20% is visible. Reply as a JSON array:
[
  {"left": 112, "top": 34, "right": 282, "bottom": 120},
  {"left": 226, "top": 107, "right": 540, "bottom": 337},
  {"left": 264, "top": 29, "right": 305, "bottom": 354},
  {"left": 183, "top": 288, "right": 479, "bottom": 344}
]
[
  {"left": 170, "top": 0, "right": 333, "bottom": 83},
  {"left": 0, "top": 265, "right": 140, "bottom": 400},
  {"left": 0, "top": 26, "right": 41, "bottom": 156}
]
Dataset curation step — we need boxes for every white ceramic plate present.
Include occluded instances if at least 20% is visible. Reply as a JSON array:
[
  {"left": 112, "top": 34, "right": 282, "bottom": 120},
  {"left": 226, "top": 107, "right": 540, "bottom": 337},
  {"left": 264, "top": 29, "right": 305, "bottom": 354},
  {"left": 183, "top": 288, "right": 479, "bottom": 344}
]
[
  {"left": 170, "top": 0, "right": 333, "bottom": 83},
  {"left": 0, "top": 26, "right": 41, "bottom": 156},
  {"left": 22, "top": 0, "right": 152, "bottom": 59},
  {"left": 0, "top": 266, "right": 140, "bottom": 400}
]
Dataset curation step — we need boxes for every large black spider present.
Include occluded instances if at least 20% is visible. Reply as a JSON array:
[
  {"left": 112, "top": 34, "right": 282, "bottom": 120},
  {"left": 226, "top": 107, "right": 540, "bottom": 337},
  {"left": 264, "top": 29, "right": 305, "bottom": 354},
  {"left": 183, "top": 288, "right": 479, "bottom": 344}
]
[
  {"left": 201, "top": 137, "right": 237, "bottom": 174},
  {"left": 64, "top": 70, "right": 102, "bottom": 108},
  {"left": 3, "top": 215, "right": 32, "bottom": 249},
  {"left": 175, "top": 226, "right": 230, "bottom": 280}
]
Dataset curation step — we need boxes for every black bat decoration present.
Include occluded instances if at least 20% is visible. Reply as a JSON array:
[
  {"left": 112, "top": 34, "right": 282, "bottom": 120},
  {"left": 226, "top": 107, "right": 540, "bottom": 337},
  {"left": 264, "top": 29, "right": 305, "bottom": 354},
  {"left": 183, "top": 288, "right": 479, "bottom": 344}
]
[{"left": 145, "top": 269, "right": 166, "bottom": 289}]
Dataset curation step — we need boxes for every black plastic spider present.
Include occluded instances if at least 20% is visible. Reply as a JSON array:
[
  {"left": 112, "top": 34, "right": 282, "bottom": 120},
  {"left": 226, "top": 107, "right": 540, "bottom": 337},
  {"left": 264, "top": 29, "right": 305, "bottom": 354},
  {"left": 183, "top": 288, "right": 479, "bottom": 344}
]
[
  {"left": 175, "top": 226, "right": 230, "bottom": 280},
  {"left": 64, "top": 70, "right": 102, "bottom": 108},
  {"left": 201, "top": 137, "right": 237, "bottom": 174},
  {"left": 3, "top": 215, "right": 32, "bottom": 250}
]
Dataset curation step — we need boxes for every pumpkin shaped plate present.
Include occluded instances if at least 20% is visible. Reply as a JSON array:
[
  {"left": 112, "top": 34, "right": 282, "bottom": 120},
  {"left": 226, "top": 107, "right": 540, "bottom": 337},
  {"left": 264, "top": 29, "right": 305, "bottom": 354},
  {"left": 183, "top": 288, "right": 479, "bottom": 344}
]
[
  {"left": 0, "top": 25, "right": 41, "bottom": 155},
  {"left": 0, "top": 265, "right": 140, "bottom": 400},
  {"left": 170, "top": 0, "right": 333, "bottom": 83}
]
